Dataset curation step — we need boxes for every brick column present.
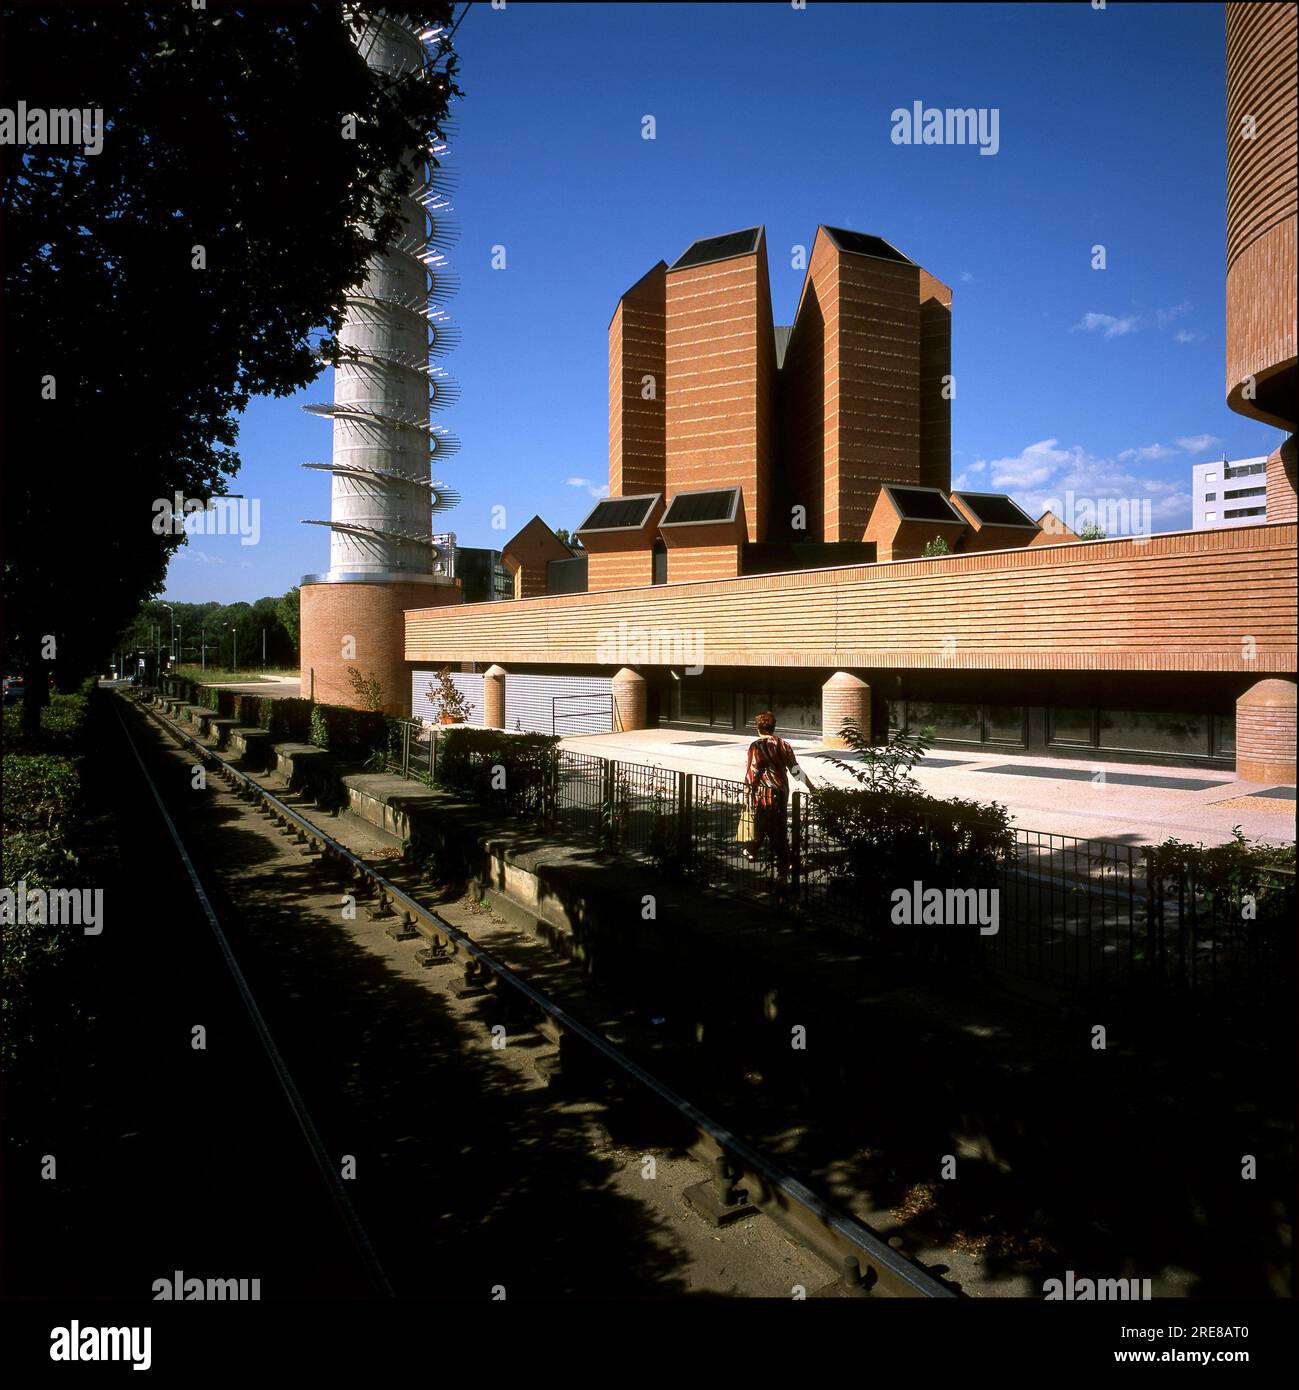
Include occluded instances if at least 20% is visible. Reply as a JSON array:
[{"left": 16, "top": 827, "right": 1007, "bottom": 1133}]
[
  {"left": 821, "top": 671, "right": 870, "bottom": 748},
  {"left": 611, "top": 667, "right": 647, "bottom": 731},
  {"left": 1236, "top": 678, "right": 1296, "bottom": 782},
  {"left": 483, "top": 665, "right": 506, "bottom": 729}
]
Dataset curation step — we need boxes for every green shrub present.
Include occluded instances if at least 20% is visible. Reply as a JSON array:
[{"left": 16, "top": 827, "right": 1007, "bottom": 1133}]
[
  {"left": 435, "top": 727, "right": 560, "bottom": 818},
  {"left": 308, "top": 702, "right": 387, "bottom": 760},
  {"left": 808, "top": 720, "right": 1013, "bottom": 933},
  {"left": 2, "top": 753, "right": 82, "bottom": 833}
]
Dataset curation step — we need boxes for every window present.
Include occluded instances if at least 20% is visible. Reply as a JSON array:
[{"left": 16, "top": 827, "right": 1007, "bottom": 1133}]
[
  {"left": 1225, "top": 506, "right": 1265, "bottom": 518},
  {"left": 1224, "top": 486, "right": 1265, "bottom": 500},
  {"left": 984, "top": 705, "right": 1027, "bottom": 744},
  {"left": 906, "top": 701, "right": 982, "bottom": 742},
  {"left": 1205, "top": 472, "right": 1218, "bottom": 482},
  {"left": 1205, "top": 511, "right": 1218, "bottom": 522},
  {"left": 672, "top": 684, "right": 712, "bottom": 724},
  {"left": 1049, "top": 708, "right": 1094, "bottom": 746},
  {"left": 651, "top": 539, "right": 667, "bottom": 585},
  {"left": 1212, "top": 714, "right": 1236, "bottom": 758},
  {"left": 1203, "top": 492, "right": 1217, "bottom": 501},
  {"left": 1097, "top": 711, "right": 1210, "bottom": 757}
]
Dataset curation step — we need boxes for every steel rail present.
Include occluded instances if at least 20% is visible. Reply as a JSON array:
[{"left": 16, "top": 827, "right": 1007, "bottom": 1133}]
[
  {"left": 135, "top": 693, "right": 958, "bottom": 1299},
  {"left": 113, "top": 701, "right": 397, "bottom": 1299}
]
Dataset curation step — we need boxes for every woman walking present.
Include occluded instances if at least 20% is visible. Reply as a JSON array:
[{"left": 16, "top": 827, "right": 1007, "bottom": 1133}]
[{"left": 741, "top": 710, "right": 805, "bottom": 886}]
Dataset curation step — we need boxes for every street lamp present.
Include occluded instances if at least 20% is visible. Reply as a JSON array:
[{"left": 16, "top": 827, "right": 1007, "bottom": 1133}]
[{"left": 160, "top": 603, "right": 175, "bottom": 671}]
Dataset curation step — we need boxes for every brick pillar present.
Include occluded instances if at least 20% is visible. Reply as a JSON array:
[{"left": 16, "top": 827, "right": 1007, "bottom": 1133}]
[
  {"left": 821, "top": 671, "right": 870, "bottom": 747},
  {"left": 611, "top": 667, "right": 647, "bottom": 732},
  {"left": 1236, "top": 678, "right": 1296, "bottom": 782},
  {"left": 483, "top": 665, "right": 506, "bottom": 729}
]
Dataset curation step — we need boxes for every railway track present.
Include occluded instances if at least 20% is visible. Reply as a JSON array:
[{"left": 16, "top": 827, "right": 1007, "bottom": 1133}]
[{"left": 124, "top": 690, "right": 958, "bottom": 1299}]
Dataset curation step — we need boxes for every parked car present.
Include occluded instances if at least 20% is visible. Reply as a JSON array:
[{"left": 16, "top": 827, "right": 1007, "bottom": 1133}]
[{"left": 3, "top": 675, "right": 25, "bottom": 704}]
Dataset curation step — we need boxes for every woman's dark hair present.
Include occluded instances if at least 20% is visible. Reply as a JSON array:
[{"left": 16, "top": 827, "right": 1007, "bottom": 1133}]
[{"left": 755, "top": 710, "right": 776, "bottom": 735}]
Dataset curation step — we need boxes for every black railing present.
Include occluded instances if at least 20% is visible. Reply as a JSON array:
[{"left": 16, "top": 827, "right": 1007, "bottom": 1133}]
[{"left": 383, "top": 720, "right": 1294, "bottom": 999}]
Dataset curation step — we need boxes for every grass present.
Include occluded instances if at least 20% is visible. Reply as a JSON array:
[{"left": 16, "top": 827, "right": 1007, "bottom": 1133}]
[{"left": 172, "top": 665, "right": 299, "bottom": 685}]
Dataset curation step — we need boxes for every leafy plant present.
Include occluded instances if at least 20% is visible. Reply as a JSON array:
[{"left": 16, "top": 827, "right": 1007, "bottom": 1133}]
[
  {"left": 824, "top": 719, "right": 933, "bottom": 793},
  {"left": 347, "top": 666, "right": 385, "bottom": 713},
  {"left": 921, "top": 535, "right": 950, "bottom": 557},
  {"left": 426, "top": 667, "right": 472, "bottom": 724},
  {"left": 1078, "top": 522, "right": 1107, "bottom": 540}
]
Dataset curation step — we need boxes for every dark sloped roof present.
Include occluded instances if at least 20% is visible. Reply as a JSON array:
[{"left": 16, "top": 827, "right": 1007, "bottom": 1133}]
[
  {"left": 953, "top": 492, "right": 1039, "bottom": 528},
  {"left": 661, "top": 488, "right": 740, "bottom": 526},
  {"left": 576, "top": 494, "right": 659, "bottom": 533},
  {"left": 885, "top": 486, "right": 965, "bottom": 523},
  {"left": 670, "top": 227, "right": 763, "bottom": 271},
  {"left": 822, "top": 227, "right": 914, "bottom": 265}
]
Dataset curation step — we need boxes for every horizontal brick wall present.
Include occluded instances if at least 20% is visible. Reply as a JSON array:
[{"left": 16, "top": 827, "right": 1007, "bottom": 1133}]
[
  {"left": 405, "top": 524, "right": 1298, "bottom": 674},
  {"left": 609, "top": 262, "right": 667, "bottom": 497},
  {"left": 587, "top": 549, "right": 655, "bottom": 591},
  {"left": 665, "top": 243, "right": 773, "bottom": 540},
  {"left": 664, "top": 543, "right": 741, "bottom": 583}
]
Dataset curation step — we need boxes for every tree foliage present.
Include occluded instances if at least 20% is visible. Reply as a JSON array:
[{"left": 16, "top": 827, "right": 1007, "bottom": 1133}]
[{"left": 1, "top": 2, "right": 459, "bottom": 728}]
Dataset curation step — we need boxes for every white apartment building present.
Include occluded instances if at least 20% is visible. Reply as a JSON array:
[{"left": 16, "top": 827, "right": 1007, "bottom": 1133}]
[{"left": 1191, "top": 455, "right": 1268, "bottom": 529}]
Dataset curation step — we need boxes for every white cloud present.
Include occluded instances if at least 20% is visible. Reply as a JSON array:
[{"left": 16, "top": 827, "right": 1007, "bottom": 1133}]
[
  {"left": 959, "top": 270, "right": 975, "bottom": 284},
  {"left": 1117, "top": 443, "right": 1178, "bottom": 463},
  {"left": 1175, "top": 434, "right": 1222, "bottom": 455},
  {"left": 1072, "top": 311, "right": 1140, "bottom": 338},
  {"left": 566, "top": 476, "right": 609, "bottom": 499},
  {"left": 1071, "top": 302, "right": 1197, "bottom": 341},
  {"left": 973, "top": 438, "right": 1193, "bottom": 533}
]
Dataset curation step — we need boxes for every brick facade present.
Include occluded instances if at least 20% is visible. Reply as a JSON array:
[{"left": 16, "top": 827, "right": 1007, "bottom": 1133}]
[{"left": 301, "top": 579, "right": 460, "bottom": 716}]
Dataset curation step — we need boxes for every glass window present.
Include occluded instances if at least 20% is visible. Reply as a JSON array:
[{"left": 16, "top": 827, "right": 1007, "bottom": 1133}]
[
  {"left": 672, "top": 684, "right": 712, "bottom": 724},
  {"left": 1049, "top": 708, "right": 1094, "bottom": 746},
  {"left": 1097, "top": 710, "right": 1210, "bottom": 757},
  {"left": 771, "top": 693, "right": 821, "bottom": 735},
  {"left": 984, "top": 705, "right": 1027, "bottom": 745},
  {"left": 1212, "top": 714, "right": 1236, "bottom": 758},
  {"left": 1205, "top": 472, "right": 1217, "bottom": 482},
  {"left": 906, "top": 701, "right": 981, "bottom": 742},
  {"left": 1203, "top": 492, "right": 1216, "bottom": 501},
  {"left": 652, "top": 540, "right": 667, "bottom": 586},
  {"left": 743, "top": 690, "right": 772, "bottom": 727},
  {"left": 1205, "top": 511, "right": 1217, "bottom": 522}
]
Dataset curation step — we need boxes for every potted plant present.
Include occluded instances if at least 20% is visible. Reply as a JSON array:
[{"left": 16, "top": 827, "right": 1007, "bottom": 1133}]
[{"left": 427, "top": 666, "right": 472, "bottom": 725}]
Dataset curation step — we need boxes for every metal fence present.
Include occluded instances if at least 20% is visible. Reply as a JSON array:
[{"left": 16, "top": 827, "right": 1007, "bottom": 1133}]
[{"left": 386, "top": 721, "right": 1294, "bottom": 999}]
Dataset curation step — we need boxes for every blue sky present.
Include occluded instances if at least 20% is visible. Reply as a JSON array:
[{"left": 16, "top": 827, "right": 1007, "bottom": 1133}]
[{"left": 165, "top": 0, "right": 1281, "bottom": 603}]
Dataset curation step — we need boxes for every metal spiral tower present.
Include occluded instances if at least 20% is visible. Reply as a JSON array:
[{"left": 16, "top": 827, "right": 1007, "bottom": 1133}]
[{"left": 302, "top": 7, "right": 460, "bottom": 580}]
